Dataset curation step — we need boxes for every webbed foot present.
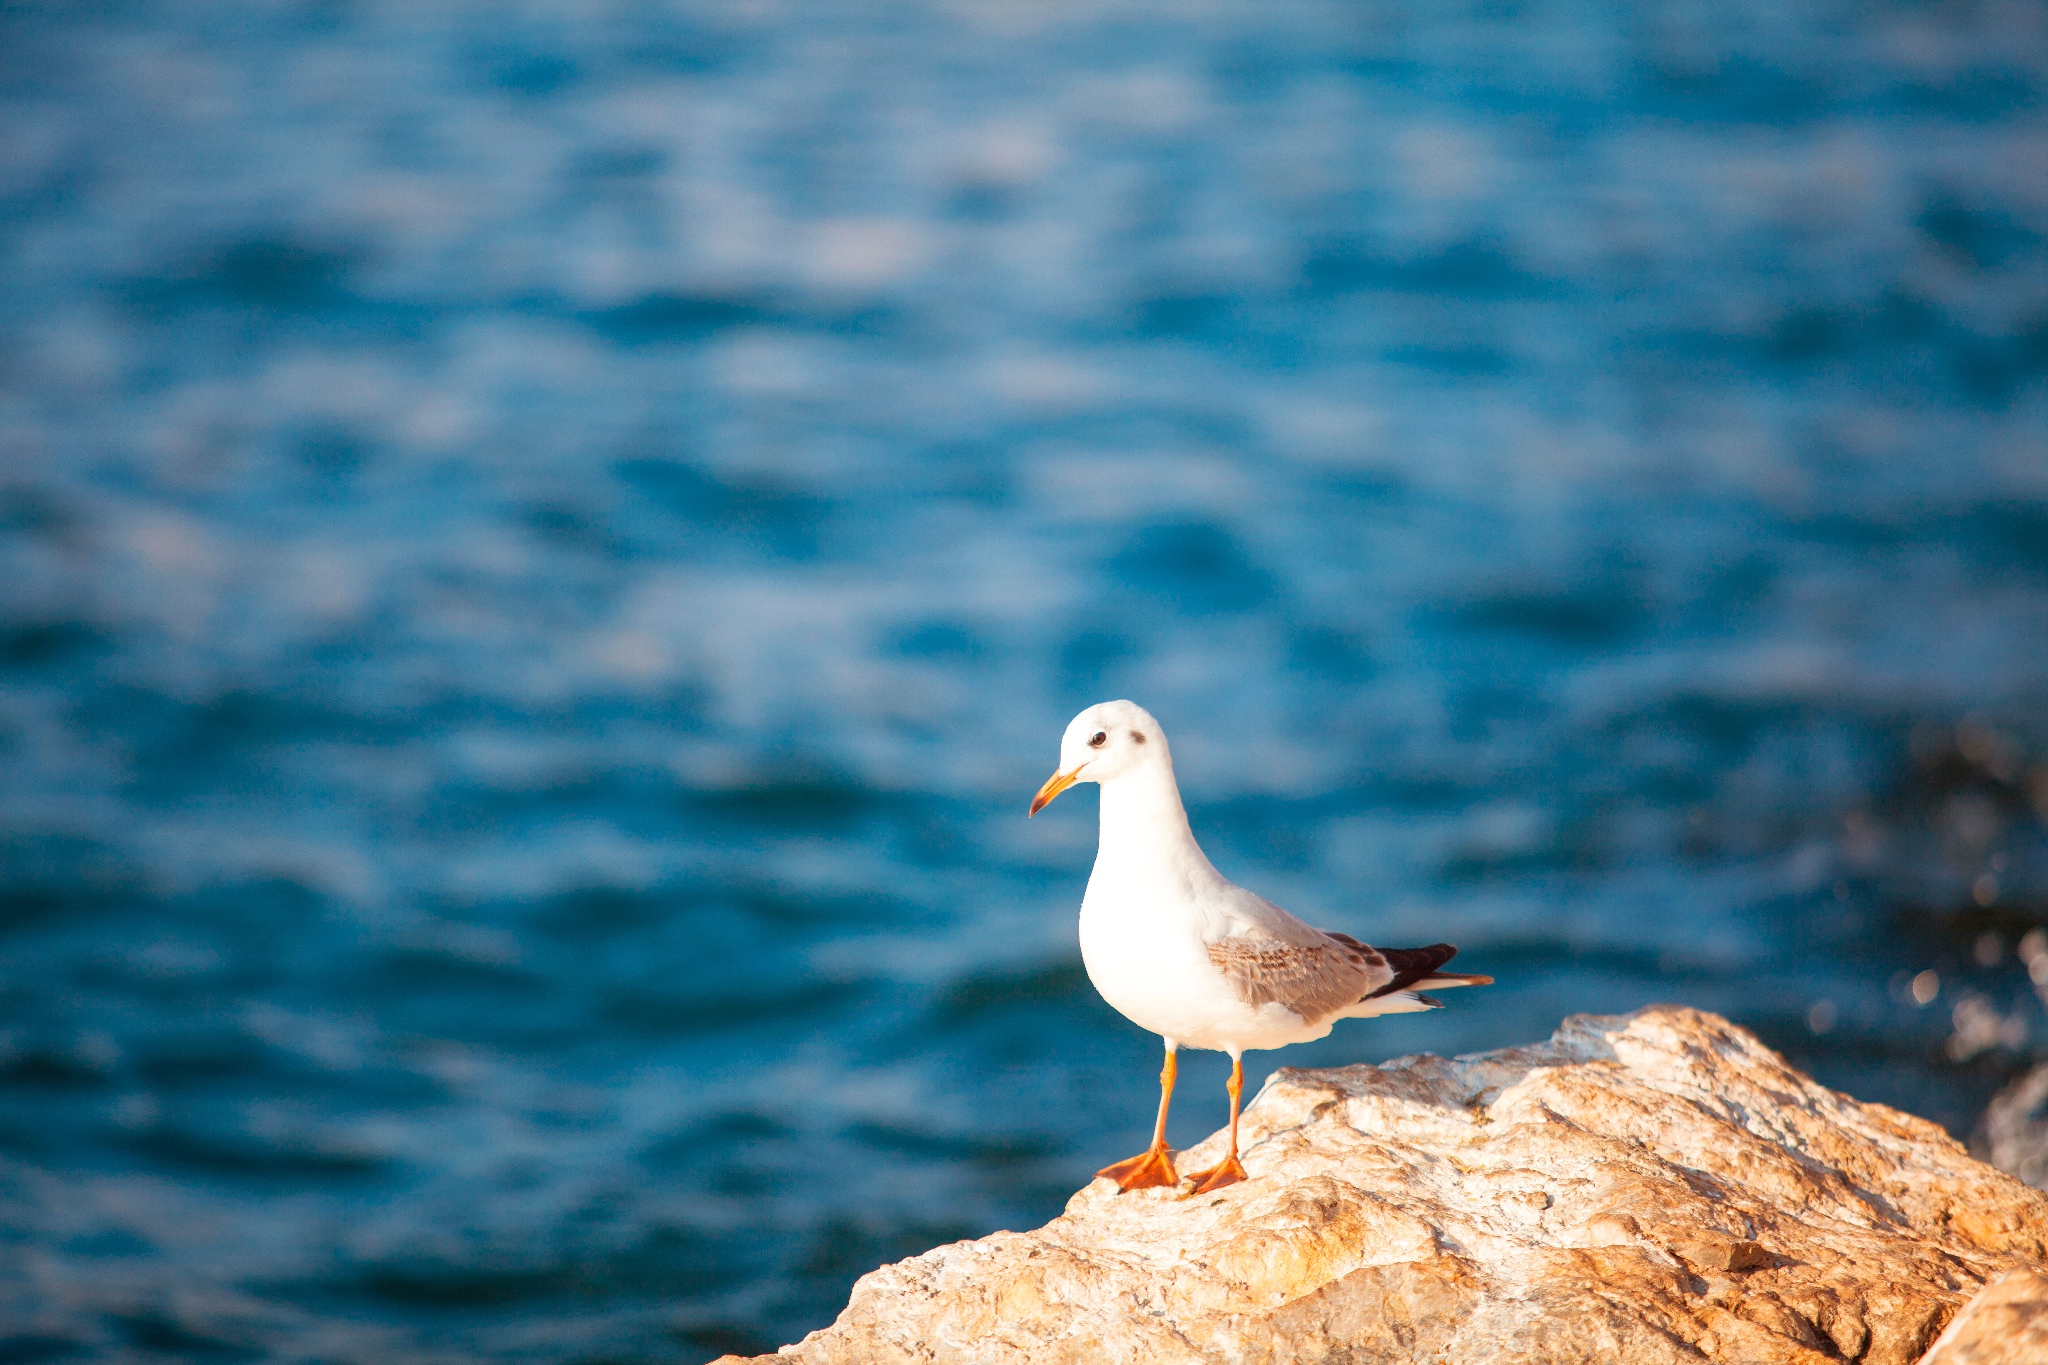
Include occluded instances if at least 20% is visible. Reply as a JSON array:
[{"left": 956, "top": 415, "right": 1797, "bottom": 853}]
[
  {"left": 1096, "top": 1143, "right": 1178, "bottom": 1191},
  {"left": 1181, "top": 1153, "right": 1248, "bottom": 1194}
]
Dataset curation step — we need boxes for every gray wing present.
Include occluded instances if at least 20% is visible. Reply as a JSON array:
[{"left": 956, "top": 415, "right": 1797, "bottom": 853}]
[{"left": 1207, "top": 932, "right": 1392, "bottom": 1025}]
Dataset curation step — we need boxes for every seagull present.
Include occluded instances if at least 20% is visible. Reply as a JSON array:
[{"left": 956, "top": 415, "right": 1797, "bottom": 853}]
[{"left": 1029, "top": 700, "right": 1492, "bottom": 1195}]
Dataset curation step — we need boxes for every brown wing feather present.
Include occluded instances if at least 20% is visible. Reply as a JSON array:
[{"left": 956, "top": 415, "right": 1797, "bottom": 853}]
[
  {"left": 1207, "top": 936, "right": 1381, "bottom": 1024},
  {"left": 1323, "top": 931, "right": 1386, "bottom": 968}
]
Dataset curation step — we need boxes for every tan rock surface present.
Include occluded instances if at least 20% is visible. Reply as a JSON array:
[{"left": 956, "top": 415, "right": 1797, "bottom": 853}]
[
  {"left": 1918, "top": 1268, "right": 2048, "bottom": 1365},
  {"left": 716, "top": 1006, "right": 2048, "bottom": 1365}
]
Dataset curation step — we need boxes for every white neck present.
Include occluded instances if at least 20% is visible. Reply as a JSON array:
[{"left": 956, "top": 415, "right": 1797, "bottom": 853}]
[{"left": 1093, "top": 757, "right": 1220, "bottom": 884}]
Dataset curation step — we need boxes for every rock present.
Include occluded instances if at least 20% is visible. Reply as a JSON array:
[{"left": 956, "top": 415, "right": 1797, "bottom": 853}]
[
  {"left": 1918, "top": 1268, "right": 2048, "bottom": 1365},
  {"left": 715, "top": 1006, "right": 2048, "bottom": 1365},
  {"left": 1975, "top": 1061, "right": 2048, "bottom": 1191}
]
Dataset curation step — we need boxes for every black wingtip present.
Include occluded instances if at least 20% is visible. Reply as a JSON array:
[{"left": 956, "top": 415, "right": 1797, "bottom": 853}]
[{"left": 1365, "top": 943, "right": 1463, "bottom": 999}]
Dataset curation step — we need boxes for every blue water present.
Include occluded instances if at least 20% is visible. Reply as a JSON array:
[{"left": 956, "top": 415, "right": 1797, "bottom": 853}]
[{"left": 3, "top": 1, "right": 2048, "bottom": 1359}]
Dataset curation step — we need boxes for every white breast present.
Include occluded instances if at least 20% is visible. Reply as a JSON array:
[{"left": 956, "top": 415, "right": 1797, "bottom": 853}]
[{"left": 1077, "top": 865, "right": 1330, "bottom": 1052}]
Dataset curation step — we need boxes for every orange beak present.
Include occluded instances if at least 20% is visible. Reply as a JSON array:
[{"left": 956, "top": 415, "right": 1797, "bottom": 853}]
[{"left": 1028, "top": 767, "right": 1082, "bottom": 816}]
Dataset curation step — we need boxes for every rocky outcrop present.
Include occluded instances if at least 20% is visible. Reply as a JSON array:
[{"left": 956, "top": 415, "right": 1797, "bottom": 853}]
[{"left": 717, "top": 1006, "right": 2048, "bottom": 1365}]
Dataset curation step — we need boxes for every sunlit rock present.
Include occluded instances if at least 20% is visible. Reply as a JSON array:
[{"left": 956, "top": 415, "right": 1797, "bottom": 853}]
[
  {"left": 1918, "top": 1269, "right": 2048, "bottom": 1365},
  {"left": 714, "top": 1006, "right": 2048, "bottom": 1365}
]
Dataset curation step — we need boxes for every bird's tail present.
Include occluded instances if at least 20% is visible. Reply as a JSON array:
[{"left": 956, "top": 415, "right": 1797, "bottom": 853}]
[
  {"left": 1344, "top": 990, "right": 1442, "bottom": 1017},
  {"left": 1341, "top": 960, "right": 1493, "bottom": 1018}
]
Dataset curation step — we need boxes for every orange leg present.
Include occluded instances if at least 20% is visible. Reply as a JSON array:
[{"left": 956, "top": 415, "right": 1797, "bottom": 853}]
[
  {"left": 1184, "top": 1053, "right": 1249, "bottom": 1194},
  {"left": 1096, "top": 1043, "right": 1179, "bottom": 1192}
]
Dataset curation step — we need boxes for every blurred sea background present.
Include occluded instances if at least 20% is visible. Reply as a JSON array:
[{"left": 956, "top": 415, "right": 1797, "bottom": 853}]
[{"left": 3, "top": 1, "right": 2048, "bottom": 1360}]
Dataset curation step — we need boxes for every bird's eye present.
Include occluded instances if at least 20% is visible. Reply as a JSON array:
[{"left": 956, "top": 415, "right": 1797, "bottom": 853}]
[{"left": 1088, "top": 731, "right": 1108, "bottom": 748}]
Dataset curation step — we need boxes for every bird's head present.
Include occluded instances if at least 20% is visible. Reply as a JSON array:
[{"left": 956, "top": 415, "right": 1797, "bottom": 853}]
[{"left": 1029, "top": 699, "right": 1167, "bottom": 815}]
